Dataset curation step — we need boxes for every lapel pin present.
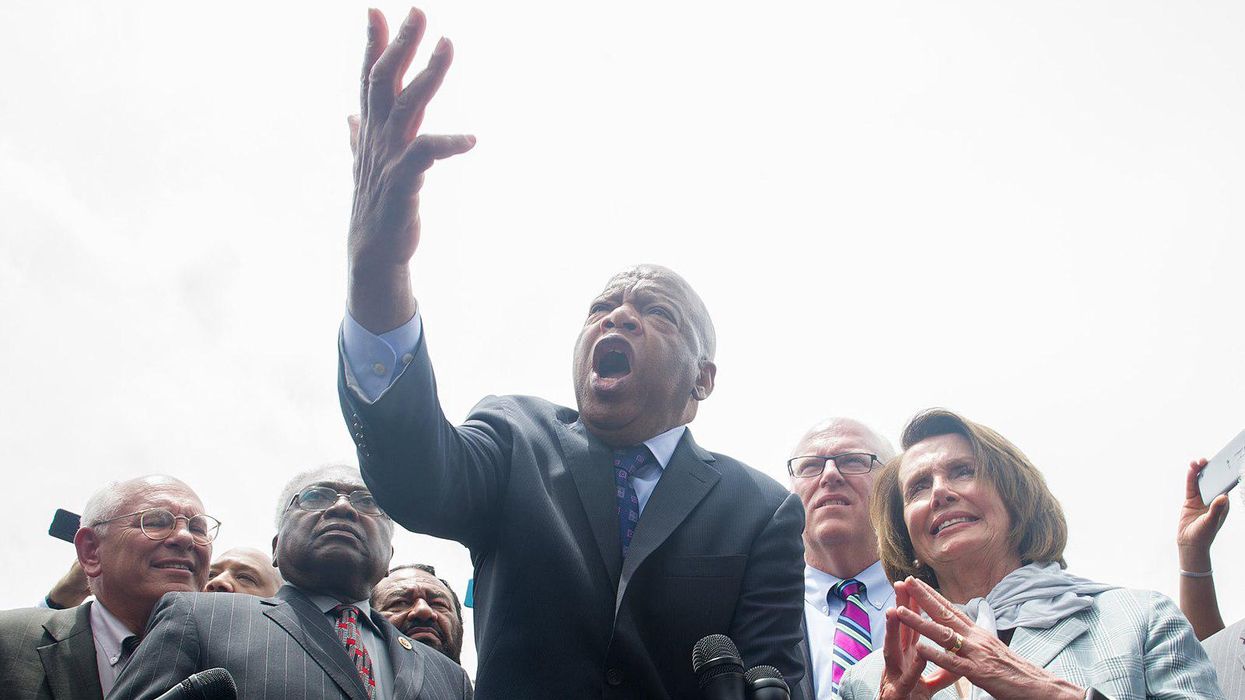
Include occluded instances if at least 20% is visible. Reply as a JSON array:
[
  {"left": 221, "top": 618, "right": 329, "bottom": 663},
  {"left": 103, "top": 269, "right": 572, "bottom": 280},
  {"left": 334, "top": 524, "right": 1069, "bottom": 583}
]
[{"left": 398, "top": 637, "right": 413, "bottom": 650}]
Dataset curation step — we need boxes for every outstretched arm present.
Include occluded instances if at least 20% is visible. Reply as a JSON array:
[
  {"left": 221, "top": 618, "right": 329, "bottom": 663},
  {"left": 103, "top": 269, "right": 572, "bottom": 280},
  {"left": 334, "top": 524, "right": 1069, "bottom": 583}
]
[
  {"left": 347, "top": 7, "right": 475, "bottom": 334},
  {"left": 1177, "top": 458, "right": 1229, "bottom": 640}
]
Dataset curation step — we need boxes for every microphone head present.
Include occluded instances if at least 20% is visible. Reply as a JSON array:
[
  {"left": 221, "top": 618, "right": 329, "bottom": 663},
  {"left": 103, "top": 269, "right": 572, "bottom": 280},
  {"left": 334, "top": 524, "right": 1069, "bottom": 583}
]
[
  {"left": 189, "top": 668, "right": 237, "bottom": 699},
  {"left": 744, "top": 665, "right": 789, "bottom": 689},
  {"left": 691, "top": 634, "right": 743, "bottom": 674}
]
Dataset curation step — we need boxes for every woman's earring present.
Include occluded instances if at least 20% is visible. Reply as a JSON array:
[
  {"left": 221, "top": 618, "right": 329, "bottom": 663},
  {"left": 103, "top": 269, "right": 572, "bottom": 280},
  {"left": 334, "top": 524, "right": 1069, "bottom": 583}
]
[{"left": 912, "top": 558, "right": 921, "bottom": 568}]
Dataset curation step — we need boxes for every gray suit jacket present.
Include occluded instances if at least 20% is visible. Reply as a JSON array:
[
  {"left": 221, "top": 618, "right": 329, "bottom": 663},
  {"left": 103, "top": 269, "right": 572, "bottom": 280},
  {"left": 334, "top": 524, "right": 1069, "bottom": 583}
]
[
  {"left": 109, "top": 587, "right": 472, "bottom": 700},
  {"left": 339, "top": 329, "right": 808, "bottom": 698},
  {"left": 839, "top": 588, "right": 1224, "bottom": 700},
  {"left": 0, "top": 603, "right": 103, "bottom": 700},
  {"left": 1202, "top": 617, "right": 1245, "bottom": 698}
]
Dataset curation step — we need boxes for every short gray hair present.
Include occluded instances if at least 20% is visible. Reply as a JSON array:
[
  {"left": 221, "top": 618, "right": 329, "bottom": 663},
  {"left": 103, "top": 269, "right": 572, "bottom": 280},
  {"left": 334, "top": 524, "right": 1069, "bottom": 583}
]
[
  {"left": 275, "top": 462, "right": 382, "bottom": 528},
  {"left": 82, "top": 475, "right": 195, "bottom": 533}
]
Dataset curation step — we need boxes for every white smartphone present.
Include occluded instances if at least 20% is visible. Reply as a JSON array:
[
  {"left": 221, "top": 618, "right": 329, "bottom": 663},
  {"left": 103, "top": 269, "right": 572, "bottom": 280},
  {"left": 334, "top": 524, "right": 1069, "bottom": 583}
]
[{"left": 1198, "top": 429, "right": 1245, "bottom": 506}]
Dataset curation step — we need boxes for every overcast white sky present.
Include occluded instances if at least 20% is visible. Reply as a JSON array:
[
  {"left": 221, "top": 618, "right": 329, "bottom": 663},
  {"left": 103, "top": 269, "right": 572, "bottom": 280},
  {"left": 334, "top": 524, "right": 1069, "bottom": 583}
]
[{"left": 2, "top": 0, "right": 1244, "bottom": 677}]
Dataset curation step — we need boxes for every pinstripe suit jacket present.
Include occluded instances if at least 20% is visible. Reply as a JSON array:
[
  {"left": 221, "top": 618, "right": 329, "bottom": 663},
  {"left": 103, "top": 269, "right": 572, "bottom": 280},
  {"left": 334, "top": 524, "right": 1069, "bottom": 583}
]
[
  {"left": 0, "top": 603, "right": 102, "bottom": 700},
  {"left": 839, "top": 588, "right": 1224, "bottom": 700},
  {"left": 1202, "top": 617, "right": 1245, "bottom": 698},
  {"left": 338, "top": 329, "right": 808, "bottom": 698},
  {"left": 108, "top": 586, "right": 472, "bottom": 700}
]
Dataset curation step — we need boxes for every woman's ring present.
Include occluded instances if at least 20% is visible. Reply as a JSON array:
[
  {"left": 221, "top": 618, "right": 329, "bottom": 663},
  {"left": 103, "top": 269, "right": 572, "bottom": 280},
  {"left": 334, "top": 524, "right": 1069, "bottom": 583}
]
[{"left": 946, "top": 632, "right": 965, "bottom": 655}]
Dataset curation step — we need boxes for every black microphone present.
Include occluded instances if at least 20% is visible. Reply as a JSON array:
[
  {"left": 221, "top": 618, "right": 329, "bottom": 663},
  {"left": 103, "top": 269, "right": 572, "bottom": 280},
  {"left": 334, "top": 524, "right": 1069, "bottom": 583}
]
[
  {"left": 153, "top": 668, "right": 237, "bottom": 700},
  {"left": 744, "top": 665, "right": 790, "bottom": 700},
  {"left": 691, "top": 634, "right": 746, "bottom": 700}
]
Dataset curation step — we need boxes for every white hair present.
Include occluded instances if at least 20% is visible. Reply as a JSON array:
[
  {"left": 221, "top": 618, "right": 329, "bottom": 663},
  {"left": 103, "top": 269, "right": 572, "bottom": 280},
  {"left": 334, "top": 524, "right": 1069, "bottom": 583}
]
[
  {"left": 81, "top": 475, "right": 194, "bottom": 532},
  {"left": 274, "top": 462, "right": 383, "bottom": 528}
]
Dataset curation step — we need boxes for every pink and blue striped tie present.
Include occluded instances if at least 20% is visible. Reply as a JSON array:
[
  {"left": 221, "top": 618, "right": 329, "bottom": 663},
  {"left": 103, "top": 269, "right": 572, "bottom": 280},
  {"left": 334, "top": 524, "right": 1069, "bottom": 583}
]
[{"left": 829, "top": 578, "right": 872, "bottom": 693}]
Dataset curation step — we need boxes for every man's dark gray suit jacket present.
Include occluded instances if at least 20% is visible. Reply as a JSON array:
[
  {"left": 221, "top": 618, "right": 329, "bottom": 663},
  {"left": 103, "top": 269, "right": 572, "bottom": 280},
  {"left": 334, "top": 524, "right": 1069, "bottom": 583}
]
[
  {"left": 108, "top": 586, "right": 472, "bottom": 700},
  {"left": 0, "top": 603, "right": 102, "bottom": 699},
  {"left": 339, "top": 329, "right": 808, "bottom": 699}
]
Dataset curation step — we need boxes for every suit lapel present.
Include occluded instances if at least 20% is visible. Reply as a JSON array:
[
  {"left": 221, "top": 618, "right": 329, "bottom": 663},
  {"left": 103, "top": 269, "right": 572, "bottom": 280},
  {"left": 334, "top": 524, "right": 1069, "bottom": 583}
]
[
  {"left": 1008, "top": 615, "right": 1090, "bottom": 670},
  {"left": 37, "top": 603, "right": 103, "bottom": 700},
  {"left": 615, "top": 431, "right": 720, "bottom": 613},
  {"left": 561, "top": 420, "right": 624, "bottom": 587},
  {"left": 375, "top": 610, "right": 425, "bottom": 699},
  {"left": 264, "top": 587, "right": 369, "bottom": 700}
]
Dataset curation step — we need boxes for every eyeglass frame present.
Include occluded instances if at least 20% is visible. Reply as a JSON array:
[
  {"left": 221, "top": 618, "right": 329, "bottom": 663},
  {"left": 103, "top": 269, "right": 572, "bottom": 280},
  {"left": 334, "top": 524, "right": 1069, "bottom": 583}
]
[
  {"left": 90, "top": 508, "right": 222, "bottom": 545},
  {"left": 287, "top": 485, "right": 384, "bottom": 516},
  {"left": 786, "top": 452, "right": 885, "bottom": 479}
]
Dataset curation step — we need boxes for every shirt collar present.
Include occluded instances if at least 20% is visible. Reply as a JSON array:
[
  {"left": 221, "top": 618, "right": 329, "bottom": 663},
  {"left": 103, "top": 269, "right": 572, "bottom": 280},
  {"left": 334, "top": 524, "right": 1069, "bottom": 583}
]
[
  {"left": 304, "top": 590, "right": 383, "bottom": 635},
  {"left": 89, "top": 600, "right": 137, "bottom": 668},
  {"left": 804, "top": 560, "right": 890, "bottom": 611},
  {"left": 642, "top": 425, "right": 687, "bottom": 471}
]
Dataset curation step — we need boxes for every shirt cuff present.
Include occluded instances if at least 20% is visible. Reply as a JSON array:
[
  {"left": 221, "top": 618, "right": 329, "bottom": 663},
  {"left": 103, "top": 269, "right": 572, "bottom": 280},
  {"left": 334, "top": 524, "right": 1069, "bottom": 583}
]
[{"left": 341, "top": 310, "right": 423, "bottom": 403}]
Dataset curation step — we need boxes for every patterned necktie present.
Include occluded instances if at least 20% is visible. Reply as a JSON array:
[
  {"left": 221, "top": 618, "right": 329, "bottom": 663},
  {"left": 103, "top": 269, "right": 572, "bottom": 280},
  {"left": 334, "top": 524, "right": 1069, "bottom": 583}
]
[
  {"left": 613, "top": 445, "right": 653, "bottom": 558},
  {"left": 829, "top": 578, "right": 872, "bottom": 693},
  {"left": 332, "top": 604, "right": 377, "bottom": 699}
]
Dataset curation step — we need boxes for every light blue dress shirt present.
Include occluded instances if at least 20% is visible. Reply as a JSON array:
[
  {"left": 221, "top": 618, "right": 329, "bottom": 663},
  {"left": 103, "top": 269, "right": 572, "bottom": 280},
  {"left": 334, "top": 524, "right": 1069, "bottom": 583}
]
[
  {"left": 341, "top": 310, "right": 684, "bottom": 514},
  {"left": 804, "top": 561, "right": 894, "bottom": 700}
]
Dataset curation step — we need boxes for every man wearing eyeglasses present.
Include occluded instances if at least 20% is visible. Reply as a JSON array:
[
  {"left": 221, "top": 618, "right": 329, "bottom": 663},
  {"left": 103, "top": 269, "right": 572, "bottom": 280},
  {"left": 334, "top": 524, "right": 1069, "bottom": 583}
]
[
  {"left": 111, "top": 464, "right": 471, "bottom": 700},
  {"left": 0, "top": 474, "right": 215, "bottom": 699},
  {"left": 787, "top": 418, "right": 897, "bottom": 700}
]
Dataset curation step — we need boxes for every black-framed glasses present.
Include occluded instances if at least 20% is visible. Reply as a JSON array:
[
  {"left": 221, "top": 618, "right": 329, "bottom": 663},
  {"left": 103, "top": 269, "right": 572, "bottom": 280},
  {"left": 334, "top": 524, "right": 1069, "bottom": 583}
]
[
  {"left": 787, "top": 452, "right": 883, "bottom": 479},
  {"left": 92, "top": 508, "right": 221, "bottom": 545},
  {"left": 291, "top": 486, "right": 383, "bottom": 515}
]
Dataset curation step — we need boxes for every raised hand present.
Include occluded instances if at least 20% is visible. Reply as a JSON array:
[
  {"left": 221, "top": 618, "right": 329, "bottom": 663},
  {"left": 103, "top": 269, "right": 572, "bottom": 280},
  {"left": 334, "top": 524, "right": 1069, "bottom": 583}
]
[
  {"left": 1177, "top": 457, "right": 1229, "bottom": 639},
  {"left": 1178, "top": 458, "right": 1229, "bottom": 557},
  {"left": 877, "top": 579, "right": 958, "bottom": 700},
  {"left": 347, "top": 7, "right": 476, "bottom": 333}
]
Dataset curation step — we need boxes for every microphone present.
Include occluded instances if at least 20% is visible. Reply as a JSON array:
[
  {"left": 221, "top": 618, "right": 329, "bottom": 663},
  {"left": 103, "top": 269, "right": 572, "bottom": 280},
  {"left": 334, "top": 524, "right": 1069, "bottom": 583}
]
[
  {"left": 691, "top": 634, "right": 745, "bottom": 700},
  {"left": 744, "top": 665, "right": 790, "bottom": 700},
  {"left": 153, "top": 668, "right": 237, "bottom": 700}
]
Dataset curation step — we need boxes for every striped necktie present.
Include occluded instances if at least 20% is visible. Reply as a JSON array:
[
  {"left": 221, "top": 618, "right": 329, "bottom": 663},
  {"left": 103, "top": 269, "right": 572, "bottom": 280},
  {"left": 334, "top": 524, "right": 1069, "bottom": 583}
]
[
  {"left": 332, "top": 604, "right": 377, "bottom": 699},
  {"left": 613, "top": 445, "right": 653, "bottom": 558},
  {"left": 829, "top": 578, "right": 872, "bottom": 693}
]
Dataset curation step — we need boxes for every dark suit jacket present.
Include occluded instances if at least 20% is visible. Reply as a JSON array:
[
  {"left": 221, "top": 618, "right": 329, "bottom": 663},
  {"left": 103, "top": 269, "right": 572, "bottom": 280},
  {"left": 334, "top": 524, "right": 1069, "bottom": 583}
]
[
  {"left": 109, "top": 587, "right": 472, "bottom": 700},
  {"left": 0, "top": 603, "right": 102, "bottom": 700},
  {"left": 339, "top": 329, "right": 807, "bottom": 699}
]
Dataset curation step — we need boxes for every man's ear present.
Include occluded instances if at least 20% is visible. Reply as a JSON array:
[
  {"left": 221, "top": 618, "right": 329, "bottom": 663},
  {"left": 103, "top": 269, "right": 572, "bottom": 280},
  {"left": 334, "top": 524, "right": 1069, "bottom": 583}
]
[
  {"left": 270, "top": 533, "right": 279, "bottom": 568},
  {"left": 692, "top": 360, "right": 716, "bottom": 401},
  {"left": 75, "top": 527, "right": 103, "bottom": 579}
]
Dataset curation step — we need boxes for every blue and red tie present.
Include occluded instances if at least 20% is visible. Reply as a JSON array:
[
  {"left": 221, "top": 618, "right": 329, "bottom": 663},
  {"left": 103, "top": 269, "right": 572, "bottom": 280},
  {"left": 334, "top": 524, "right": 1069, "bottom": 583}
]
[{"left": 613, "top": 445, "right": 654, "bottom": 558}]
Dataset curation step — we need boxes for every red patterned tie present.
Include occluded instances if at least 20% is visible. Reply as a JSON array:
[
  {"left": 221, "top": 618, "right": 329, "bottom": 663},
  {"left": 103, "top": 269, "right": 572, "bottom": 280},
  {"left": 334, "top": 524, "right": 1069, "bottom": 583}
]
[{"left": 332, "top": 604, "right": 377, "bottom": 699}]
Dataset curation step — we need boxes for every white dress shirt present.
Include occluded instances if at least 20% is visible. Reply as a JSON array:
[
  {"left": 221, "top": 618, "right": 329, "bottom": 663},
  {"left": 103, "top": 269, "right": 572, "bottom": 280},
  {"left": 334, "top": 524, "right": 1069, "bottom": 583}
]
[
  {"left": 342, "top": 310, "right": 685, "bottom": 515},
  {"left": 90, "top": 600, "right": 137, "bottom": 696},
  {"left": 804, "top": 561, "right": 894, "bottom": 700}
]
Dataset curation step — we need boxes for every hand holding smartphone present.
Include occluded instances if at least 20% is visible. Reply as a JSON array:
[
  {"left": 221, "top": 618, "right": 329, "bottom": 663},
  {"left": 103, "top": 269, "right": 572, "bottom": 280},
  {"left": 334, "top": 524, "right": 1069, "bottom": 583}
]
[{"left": 1198, "top": 429, "right": 1245, "bottom": 506}]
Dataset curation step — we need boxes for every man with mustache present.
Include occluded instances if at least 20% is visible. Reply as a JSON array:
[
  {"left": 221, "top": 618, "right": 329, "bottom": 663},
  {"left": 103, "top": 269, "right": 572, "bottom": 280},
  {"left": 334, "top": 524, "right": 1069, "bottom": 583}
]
[
  {"left": 372, "top": 564, "right": 464, "bottom": 664},
  {"left": 787, "top": 418, "right": 897, "bottom": 700},
  {"left": 337, "top": 7, "right": 806, "bottom": 697},
  {"left": 0, "top": 475, "right": 215, "bottom": 699},
  {"left": 111, "top": 464, "right": 471, "bottom": 699}
]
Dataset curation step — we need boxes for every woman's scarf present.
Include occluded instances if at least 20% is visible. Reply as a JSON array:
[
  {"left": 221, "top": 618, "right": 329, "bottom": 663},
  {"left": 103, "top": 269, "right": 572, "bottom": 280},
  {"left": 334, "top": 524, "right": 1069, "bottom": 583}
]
[{"left": 948, "top": 562, "right": 1117, "bottom": 700}]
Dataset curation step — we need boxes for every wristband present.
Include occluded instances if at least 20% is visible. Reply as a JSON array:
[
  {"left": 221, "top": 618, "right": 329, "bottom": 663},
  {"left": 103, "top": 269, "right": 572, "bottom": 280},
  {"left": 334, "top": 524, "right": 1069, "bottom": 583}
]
[
  {"left": 44, "top": 594, "right": 66, "bottom": 610},
  {"left": 1180, "top": 569, "right": 1214, "bottom": 578}
]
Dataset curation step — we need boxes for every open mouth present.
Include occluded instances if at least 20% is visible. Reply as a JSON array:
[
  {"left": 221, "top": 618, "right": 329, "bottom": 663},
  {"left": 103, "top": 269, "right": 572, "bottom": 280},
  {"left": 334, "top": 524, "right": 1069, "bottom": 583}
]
[
  {"left": 153, "top": 560, "right": 196, "bottom": 574},
  {"left": 930, "top": 514, "right": 979, "bottom": 536},
  {"left": 817, "top": 496, "right": 851, "bottom": 508},
  {"left": 590, "top": 337, "right": 634, "bottom": 390},
  {"left": 597, "top": 350, "right": 630, "bottom": 377}
]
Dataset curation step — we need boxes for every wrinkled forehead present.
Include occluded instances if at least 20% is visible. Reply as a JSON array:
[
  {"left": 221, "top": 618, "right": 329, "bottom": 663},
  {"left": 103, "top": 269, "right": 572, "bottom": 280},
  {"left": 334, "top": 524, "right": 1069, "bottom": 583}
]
[
  {"left": 794, "top": 421, "right": 887, "bottom": 458},
  {"left": 123, "top": 480, "right": 204, "bottom": 514},
  {"left": 897, "top": 433, "right": 976, "bottom": 483},
  {"left": 215, "top": 548, "right": 270, "bottom": 570},
  {"left": 597, "top": 265, "right": 716, "bottom": 358}
]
